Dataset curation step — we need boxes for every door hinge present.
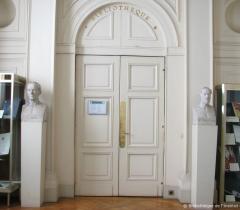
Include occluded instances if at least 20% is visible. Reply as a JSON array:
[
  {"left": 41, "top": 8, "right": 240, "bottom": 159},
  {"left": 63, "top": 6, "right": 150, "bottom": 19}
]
[{"left": 163, "top": 68, "right": 166, "bottom": 72}]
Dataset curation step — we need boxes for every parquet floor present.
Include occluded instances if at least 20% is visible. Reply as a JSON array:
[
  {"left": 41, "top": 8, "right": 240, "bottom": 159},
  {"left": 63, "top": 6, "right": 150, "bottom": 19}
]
[{"left": 0, "top": 197, "right": 239, "bottom": 210}]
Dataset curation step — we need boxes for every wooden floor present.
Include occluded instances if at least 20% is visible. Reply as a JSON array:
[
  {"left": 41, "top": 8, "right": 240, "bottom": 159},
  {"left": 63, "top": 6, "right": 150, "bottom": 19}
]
[{"left": 0, "top": 197, "right": 239, "bottom": 210}]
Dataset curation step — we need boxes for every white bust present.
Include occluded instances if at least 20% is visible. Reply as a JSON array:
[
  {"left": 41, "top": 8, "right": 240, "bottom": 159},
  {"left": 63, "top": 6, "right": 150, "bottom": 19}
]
[
  {"left": 193, "top": 87, "right": 216, "bottom": 125},
  {"left": 21, "top": 82, "right": 47, "bottom": 122}
]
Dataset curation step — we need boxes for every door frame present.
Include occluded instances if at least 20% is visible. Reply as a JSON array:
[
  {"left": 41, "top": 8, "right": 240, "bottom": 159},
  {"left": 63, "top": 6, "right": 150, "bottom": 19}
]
[{"left": 74, "top": 54, "right": 166, "bottom": 196}]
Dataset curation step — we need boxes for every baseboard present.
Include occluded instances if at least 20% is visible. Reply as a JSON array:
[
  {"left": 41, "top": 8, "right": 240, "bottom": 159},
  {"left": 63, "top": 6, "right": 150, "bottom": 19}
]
[
  {"left": 45, "top": 172, "right": 59, "bottom": 202},
  {"left": 178, "top": 187, "right": 191, "bottom": 203},
  {"left": 59, "top": 184, "right": 74, "bottom": 197},
  {"left": 178, "top": 173, "right": 191, "bottom": 203},
  {"left": 163, "top": 185, "right": 179, "bottom": 199},
  {"left": 21, "top": 200, "right": 42, "bottom": 207}
]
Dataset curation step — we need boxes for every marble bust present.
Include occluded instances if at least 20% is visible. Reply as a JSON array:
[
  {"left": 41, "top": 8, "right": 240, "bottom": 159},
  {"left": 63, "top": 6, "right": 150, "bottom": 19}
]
[
  {"left": 21, "top": 82, "right": 47, "bottom": 122},
  {"left": 193, "top": 87, "right": 216, "bottom": 125}
]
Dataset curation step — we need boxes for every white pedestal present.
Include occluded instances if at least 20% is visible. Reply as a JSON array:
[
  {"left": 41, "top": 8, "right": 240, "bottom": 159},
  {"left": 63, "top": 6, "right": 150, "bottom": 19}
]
[
  {"left": 191, "top": 125, "right": 218, "bottom": 206},
  {"left": 21, "top": 121, "right": 47, "bottom": 207}
]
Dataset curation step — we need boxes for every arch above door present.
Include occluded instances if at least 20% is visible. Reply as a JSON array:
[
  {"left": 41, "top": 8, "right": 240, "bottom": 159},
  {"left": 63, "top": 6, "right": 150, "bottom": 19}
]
[
  {"left": 77, "top": 3, "right": 167, "bottom": 48},
  {"left": 56, "top": 0, "right": 185, "bottom": 54}
]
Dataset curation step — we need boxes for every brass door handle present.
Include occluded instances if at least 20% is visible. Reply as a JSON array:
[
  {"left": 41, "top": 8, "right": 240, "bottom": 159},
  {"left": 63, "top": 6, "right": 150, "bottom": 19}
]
[{"left": 120, "top": 101, "right": 126, "bottom": 148}]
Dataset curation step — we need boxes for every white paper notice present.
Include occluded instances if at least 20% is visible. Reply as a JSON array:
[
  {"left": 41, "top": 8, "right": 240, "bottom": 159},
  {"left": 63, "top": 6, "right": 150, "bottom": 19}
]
[
  {"left": 88, "top": 100, "right": 108, "bottom": 115},
  {"left": 226, "top": 116, "right": 239, "bottom": 123},
  {"left": 0, "top": 110, "right": 3, "bottom": 118},
  {"left": 233, "top": 125, "right": 240, "bottom": 143},
  {"left": 225, "top": 133, "right": 236, "bottom": 145},
  {"left": 230, "top": 163, "right": 240, "bottom": 171},
  {"left": 0, "top": 133, "right": 10, "bottom": 155},
  {"left": 225, "top": 195, "right": 236, "bottom": 202}
]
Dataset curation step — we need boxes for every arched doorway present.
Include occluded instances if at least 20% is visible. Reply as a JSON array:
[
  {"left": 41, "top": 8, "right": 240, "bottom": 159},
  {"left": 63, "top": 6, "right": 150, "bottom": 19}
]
[
  {"left": 75, "top": 3, "right": 166, "bottom": 196},
  {"left": 55, "top": 0, "right": 186, "bottom": 199}
]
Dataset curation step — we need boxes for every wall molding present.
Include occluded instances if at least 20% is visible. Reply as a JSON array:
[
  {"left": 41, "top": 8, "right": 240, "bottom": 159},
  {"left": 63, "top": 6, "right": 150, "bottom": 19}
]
[
  {"left": 0, "top": 0, "right": 30, "bottom": 74},
  {"left": 213, "top": 0, "right": 240, "bottom": 51},
  {"left": 59, "top": 184, "right": 75, "bottom": 198},
  {"left": 45, "top": 172, "right": 59, "bottom": 202},
  {"left": 55, "top": 44, "right": 186, "bottom": 56},
  {"left": 0, "top": 54, "right": 27, "bottom": 77},
  {"left": 214, "top": 58, "right": 240, "bottom": 85},
  {"left": 76, "top": 47, "right": 167, "bottom": 56},
  {"left": 0, "top": 0, "right": 29, "bottom": 41},
  {"left": 214, "top": 42, "right": 240, "bottom": 58},
  {"left": 213, "top": 0, "right": 240, "bottom": 87},
  {"left": 0, "top": 40, "right": 28, "bottom": 54}
]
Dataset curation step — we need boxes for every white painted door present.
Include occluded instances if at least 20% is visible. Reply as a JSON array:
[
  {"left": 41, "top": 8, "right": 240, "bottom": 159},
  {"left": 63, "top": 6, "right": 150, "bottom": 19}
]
[
  {"left": 75, "top": 55, "right": 164, "bottom": 196},
  {"left": 119, "top": 56, "right": 165, "bottom": 196},
  {"left": 75, "top": 56, "right": 120, "bottom": 196}
]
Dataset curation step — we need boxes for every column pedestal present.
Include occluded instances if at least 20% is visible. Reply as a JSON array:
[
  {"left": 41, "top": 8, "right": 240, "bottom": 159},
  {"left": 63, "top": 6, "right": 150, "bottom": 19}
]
[
  {"left": 21, "top": 121, "right": 47, "bottom": 207},
  {"left": 191, "top": 125, "right": 218, "bottom": 206}
]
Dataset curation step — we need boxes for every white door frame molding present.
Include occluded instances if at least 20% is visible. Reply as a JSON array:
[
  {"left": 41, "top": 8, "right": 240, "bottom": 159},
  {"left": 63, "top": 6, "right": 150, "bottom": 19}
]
[{"left": 54, "top": 0, "right": 187, "bottom": 199}]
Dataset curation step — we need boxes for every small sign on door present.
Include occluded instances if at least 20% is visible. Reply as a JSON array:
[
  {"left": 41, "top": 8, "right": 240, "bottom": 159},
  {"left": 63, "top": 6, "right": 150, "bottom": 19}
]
[{"left": 88, "top": 100, "right": 108, "bottom": 115}]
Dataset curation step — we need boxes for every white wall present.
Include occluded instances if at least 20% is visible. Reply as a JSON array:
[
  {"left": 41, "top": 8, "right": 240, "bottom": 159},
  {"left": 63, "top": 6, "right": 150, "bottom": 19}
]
[
  {"left": 213, "top": 0, "right": 240, "bottom": 85},
  {"left": 0, "top": 0, "right": 215, "bottom": 203},
  {"left": 55, "top": 53, "right": 75, "bottom": 197},
  {"left": 187, "top": 0, "right": 213, "bottom": 172},
  {"left": 164, "top": 55, "right": 187, "bottom": 198},
  {"left": 28, "top": 0, "right": 56, "bottom": 108},
  {"left": 31, "top": 0, "right": 214, "bottom": 202},
  {"left": 0, "top": 0, "right": 58, "bottom": 202},
  {"left": 0, "top": 0, "right": 29, "bottom": 76},
  {"left": 28, "top": 0, "right": 58, "bottom": 202}
]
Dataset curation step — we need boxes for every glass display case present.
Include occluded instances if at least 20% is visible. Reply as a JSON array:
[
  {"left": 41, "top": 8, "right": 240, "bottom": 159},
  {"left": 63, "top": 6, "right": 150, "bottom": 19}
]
[
  {"left": 0, "top": 73, "right": 25, "bottom": 205},
  {"left": 215, "top": 84, "right": 240, "bottom": 203}
]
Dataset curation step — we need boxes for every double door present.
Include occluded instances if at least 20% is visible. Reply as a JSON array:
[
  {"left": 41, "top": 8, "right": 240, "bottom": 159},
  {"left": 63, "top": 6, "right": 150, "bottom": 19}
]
[{"left": 75, "top": 55, "right": 165, "bottom": 196}]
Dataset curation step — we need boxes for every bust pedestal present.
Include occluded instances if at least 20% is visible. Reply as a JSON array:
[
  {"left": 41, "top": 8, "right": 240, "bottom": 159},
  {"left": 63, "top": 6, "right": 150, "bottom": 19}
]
[
  {"left": 191, "top": 124, "right": 218, "bottom": 207},
  {"left": 21, "top": 119, "right": 47, "bottom": 207}
]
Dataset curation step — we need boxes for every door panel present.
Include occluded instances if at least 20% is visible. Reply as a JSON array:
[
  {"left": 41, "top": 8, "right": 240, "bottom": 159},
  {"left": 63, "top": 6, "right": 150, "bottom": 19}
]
[
  {"left": 75, "top": 56, "right": 120, "bottom": 196},
  {"left": 128, "top": 64, "right": 159, "bottom": 91},
  {"left": 119, "top": 56, "right": 164, "bottom": 196},
  {"left": 128, "top": 98, "right": 157, "bottom": 146},
  {"left": 82, "top": 97, "right": 112, "bottom": 147},
  {"left": 75, "top": 55, "right": 164, "bottom": 196}
]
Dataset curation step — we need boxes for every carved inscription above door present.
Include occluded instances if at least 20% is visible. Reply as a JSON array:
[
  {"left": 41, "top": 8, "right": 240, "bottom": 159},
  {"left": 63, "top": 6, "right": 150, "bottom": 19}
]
[
  {"left": 91, "top": 4, "right": 153, "bottom": 27},
  {"left": 77, "top": 3, "right": 165, "bottom": 48}
]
